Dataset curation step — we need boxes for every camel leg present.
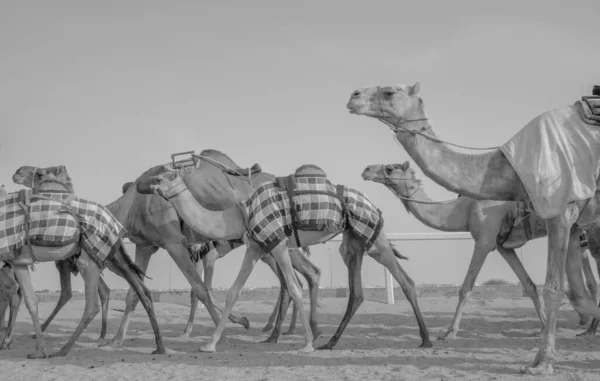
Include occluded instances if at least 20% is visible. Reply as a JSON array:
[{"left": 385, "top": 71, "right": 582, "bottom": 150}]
[
  {"left": 0, "top": 288, "right": 22, "bottom": 350},
  {"left": 49, "top": 252, "right": 101, "bottom": 358},
  {"left": 270, "top": 242, "right": 314, "bottom": 352},
  {"left": 438, "top": 242, "right": 494, "bottom": 340},
  {"left": 181, "top": 253, "right": 206, "bottom": 337},
  {"left": 261, "top": 287, "right": 282, "bottom": 332},
  {"left": 12, "top": 264, "right": 47, "bottom": 358},
  {"left": 107, "top": 247, "right": 165, "bottom": 355},
  {"left": 0, "top": 266, "right": 17, "bottom": 332},
  {"left": 286, "top": 249, "right": 320, "bottom": 338},
  {"left": 317, "top": 234, "right": 365, "bottom": 351},
  {"left": 283, "top": 274, "right": 301, "bottom": 336},
  {"left": 199, "top": 243, "right": 264, "bottom": 353},
  {"left": 520, "top": 206, "right": 578, "bottom": 376},
  {"left": 496, "top": 246, "right": 546, "bottom": 334},
  {"left": 579, "top": 249, "right": 596, "bottom": 325},
  {"left": 106, "top": 244, "right": 156, "bottom": 346},
  {"left": 38, "top": 259, "right": 73, "bottom": 335},
  {"left": 260, "top": 255, "right": 292, "bottom": 343},
  {"left": 369, "top": 233, "right": 431, "bottom": 348},
  {"left": 579, "top": 252, "right": 600, "bottom": 336},
  {"left": 97, "top": 276, "right": 110, "bottom": 340}
]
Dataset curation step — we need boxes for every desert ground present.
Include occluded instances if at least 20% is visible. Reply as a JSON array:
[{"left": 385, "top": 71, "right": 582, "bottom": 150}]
[{"left": 1, "top": 294, "right": 600, "bottom": 381}]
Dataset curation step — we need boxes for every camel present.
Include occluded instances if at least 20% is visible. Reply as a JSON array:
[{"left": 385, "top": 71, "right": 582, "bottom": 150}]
[
  {"left": 347, "top": 82, "right": 600, "bottom": 375},
  {"left": 0, "top": 166, "right": 164, "bottom": 358},
  {"left": 0, "top": 170, "right": 113, "bottom": 347},
  {"left": 15, "top": 154, "right": 321, "bottom": 345},
  {"left": 136, "top": 164, "right": 431, "bottom": 353},
  {"left": 362, "top": 161, "right": 600, "bottom": 339}
]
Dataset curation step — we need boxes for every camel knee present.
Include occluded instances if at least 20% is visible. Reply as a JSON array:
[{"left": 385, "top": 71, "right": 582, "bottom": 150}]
[{"left": 458, "top": 286, "right": 472, "bottom": 301}]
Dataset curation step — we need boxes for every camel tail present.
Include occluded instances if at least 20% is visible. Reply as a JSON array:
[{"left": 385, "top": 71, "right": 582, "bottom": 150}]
[
  {"left": 390, "top": 241, "right": 409, "bottom": 261},
  {"left": 118, "top": 245, "right": 153, "bottom": 281}
]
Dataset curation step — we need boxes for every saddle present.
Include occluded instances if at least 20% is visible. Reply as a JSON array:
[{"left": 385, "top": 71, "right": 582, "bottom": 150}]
[
  {"left": 274, "top": 173, "right": 345, "bottom": 248},
  {"left": 170, "top": 151, "right": 262, "bottom": 178}
]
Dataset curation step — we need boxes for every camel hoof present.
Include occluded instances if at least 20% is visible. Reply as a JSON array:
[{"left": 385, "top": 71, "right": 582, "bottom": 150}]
[
  {"left": 198, "top": 345, "right": 216, "bottom": 353},
  {"left": 261, "top": 324, "right": 273, "bottom": 333},
  {"left": 576, "top": 330, "right": 595, "bottom": 337},
  {"left": 298, "top": 345, "right": 314, "bottom": 353},
  {"left": 27, "top": 350, "right": 48, "bottom": 359},
  {"left": 316, "top": 342, "right": 334, "bottom": 351},
  {"left": 282, "top": 330, "right": 295, "bottom": 336},
  {"left": 48, "top": 351, "right": 68, "bottom": 358},
  {"left": 240, "top": 317, "right": 250, "bottom": 330},
  {"left": 420, "top": 340, "right": 433, "bottom": 348},
  {"left": 260, "top": 337, "right": 278, "bottom": 344},
  {"left": 152, "top": 347, "right": 166, "bottom": 355},
  {"left": 520, "top": 362, "right": 553, "bottom": 376},
  {"left": 99, "top": 339, "right": 123, "bottom": 348},
  {"left": 312, "top": 329, "right": 322, "bottom": 341}
]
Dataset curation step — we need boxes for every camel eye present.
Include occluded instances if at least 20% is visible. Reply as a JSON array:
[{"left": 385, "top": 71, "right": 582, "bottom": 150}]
[{"left": 384, "top": 91, "right": 395, "bottom": 97}]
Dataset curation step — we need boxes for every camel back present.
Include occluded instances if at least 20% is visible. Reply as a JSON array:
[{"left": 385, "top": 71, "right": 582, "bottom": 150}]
[
  {"left": 238, "top": 167, "right": 383, "bottom": 253},
  {"left": 0, "top": 189, "right": 125, "bottom": 267}
]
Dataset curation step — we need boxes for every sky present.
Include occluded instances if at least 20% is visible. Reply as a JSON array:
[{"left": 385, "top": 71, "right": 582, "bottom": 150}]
[{"left": 1, "top": 0, "right": 599, "bottom": 291}]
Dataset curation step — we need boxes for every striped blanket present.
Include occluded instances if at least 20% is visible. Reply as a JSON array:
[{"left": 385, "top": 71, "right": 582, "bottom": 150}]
[
  {"left": 0, "top": 190, "right": 125, "bottom": 267},
  {"left": 500, "top": 101, "right": 600, "bottom": 219},
  {"left": 238, "top": 176, "right": 383, "bottom": 252}
]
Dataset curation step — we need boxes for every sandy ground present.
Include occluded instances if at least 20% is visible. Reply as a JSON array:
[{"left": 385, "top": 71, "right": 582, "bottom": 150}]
[{"left": 1, "top": 296, "right": 600, "bottom": 381}]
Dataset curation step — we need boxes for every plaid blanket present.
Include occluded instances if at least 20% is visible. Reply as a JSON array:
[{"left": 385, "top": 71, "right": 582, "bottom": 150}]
[
  {"left": 0, "top": 190, "right": 125, "bottom": 267},
  {"left": 238, "top": 176, "right": 383, "bottom": 252}
]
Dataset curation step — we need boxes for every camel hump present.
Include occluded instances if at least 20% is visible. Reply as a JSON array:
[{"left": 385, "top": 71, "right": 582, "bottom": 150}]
[
  {"left": 295, "top": 164, "right": 327, "bottom": 177},
  {"left": 122, "top": 181, "right": 134, "bottom": 194}
]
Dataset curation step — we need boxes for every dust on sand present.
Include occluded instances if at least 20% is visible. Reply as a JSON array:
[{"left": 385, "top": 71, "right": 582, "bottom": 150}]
[{"left": 1, "top": 296, "right": 600, "bottom": 381}]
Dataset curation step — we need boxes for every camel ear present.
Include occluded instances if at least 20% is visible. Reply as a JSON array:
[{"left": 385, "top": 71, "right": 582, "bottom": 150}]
[
  {"left": 37, "top": 168, "right": 47, "bottom": 177},
  {"left": 402, "top": 161, "right": 410, "bottom": 170},
  {"left": 409, "top": 82, "right": 420, "bottom": 96}
]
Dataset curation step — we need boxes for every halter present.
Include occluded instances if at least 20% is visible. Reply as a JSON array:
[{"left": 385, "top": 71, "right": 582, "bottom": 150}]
[
  {"left": 379, "top": 167, "right": 462, "bottom": 205},
  {"left": 374, "top": 86, "right": 500, "bottom": 151}
]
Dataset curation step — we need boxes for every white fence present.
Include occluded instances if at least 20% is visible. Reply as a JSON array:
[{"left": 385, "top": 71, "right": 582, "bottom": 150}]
[{"left": 31, "top": 232, "right": 569, "bottom": 297}]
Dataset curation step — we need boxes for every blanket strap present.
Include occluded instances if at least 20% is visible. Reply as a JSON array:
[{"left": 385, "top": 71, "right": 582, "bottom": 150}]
[
  {"left": 17, "top": 189, "right": 37, "bottom": 264},
  {"left": 277, "top": 175, "right": 303, "bottom": 248}
]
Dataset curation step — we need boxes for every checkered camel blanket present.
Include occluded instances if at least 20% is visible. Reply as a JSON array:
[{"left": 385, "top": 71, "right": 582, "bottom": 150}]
[
  {"left": 238, "top": 175, "right": 383, "bottom": 253},
  {"left": 0, "top": 190, "right": 125, "bottom": 267}
]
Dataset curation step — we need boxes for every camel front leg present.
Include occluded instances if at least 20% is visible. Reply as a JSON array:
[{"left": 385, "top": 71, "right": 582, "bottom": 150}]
[
  {"left": 579, "top": 252, "right": 600, "bottom": 336},
  {"left": 521, "top": 206, "right": 578, "bottom": 376},
  {"left": 39, "top": 259, "right": 73, "bottom": 336},
  {"left": 199, "top": 243, "right": 263, "bottom": 353},
  {"left": 439, "top": 241, "right": 493, "bottom": 340},
  {"left": 579, "top": 249, "right": 596, "bottom": 325},
  {"left": 49, "top": 253, "right": 101, "bottom": 358},
  {"left": 182, "top": 252, "right": 207, "bottom": 337},
  {"left": 260, "top": 254, "right": 292, "bottom": 343},
  {"left": 105, "top": 244, "right": 156, "bottom": 346},
  {"left": 287, "top": 248, "right": 321, "bottom": 338},
  {"left": 97, "top": 276, "right": 110, "bottom": 340},
  {"left": 497, "top": 246, "right": 546, "bottom": 334},
  {"left": 0, "top": 287, "right": 21, "bottom": 350},
  {"left": 12, "top": 264, "right": 47, "bottom": 358},
  {"left": 317, "top": 234, "right": 364, "bottom": 350}
]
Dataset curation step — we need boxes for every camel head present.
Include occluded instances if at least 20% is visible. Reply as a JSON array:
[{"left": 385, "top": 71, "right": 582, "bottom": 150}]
[
  {"left": 346, "top": 82, "right": 424, "bottom": 124},
  {"left": 362, "top": 161, "right": 421, "bottom": 196},
  {"left": 136, "top": 170, "right": 182, "bottom": 200},
  {"left": 12, "top": 165, "right": 74, "bottom": 193}
]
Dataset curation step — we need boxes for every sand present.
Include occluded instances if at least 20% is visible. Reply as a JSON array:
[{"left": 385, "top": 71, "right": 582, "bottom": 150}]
[{"left": 1, "top": 296, "right": 600, "bottom": 381}]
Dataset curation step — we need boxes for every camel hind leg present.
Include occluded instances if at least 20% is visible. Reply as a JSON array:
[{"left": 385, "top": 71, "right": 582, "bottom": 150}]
[
  {"left": 317, "top": 233, "right": 365, "bottom": 351},
  {"left": 286, "top": 248, "right": 320, "bottom": 338},
  {"left": 12, "top": 264, "right": 46, "bottom": 358},
  {"left": 97, "top": 275, "right": 110, "bottom": 340},
  {"left": 496, "top": 246, "right": 546, "bottom": 334},
  {"left": 0, "top": 267, "right": 21, "bottom": 350},
  {"left": 438, "top": 241, "right": 494, "bottom": 340},
  {"left": 49, "top": 251, "right": 101, "bottom": 358},
  {"left": 578, "top": 248, "right": 596, "bottom": 325},
  {"left": 182, "top": 251, "right": 207, "bottom": 337},
  {"left": 199, "top": 242, "right": 264, "bottom": 353},
  {"left": 367, "top": 232, "right": 431, "bottom": 348},
  {"left": 38, "top": 259, "right": 74, "bottom": 336},
  {"left": 260, "top": 255, "right": 292, "bottom": 343},
  {"left": 107, "top": 246, "right": 165, "bottom": 355},
  {"left": 579, "top": 251, "right": 600, "bottom": 336}
]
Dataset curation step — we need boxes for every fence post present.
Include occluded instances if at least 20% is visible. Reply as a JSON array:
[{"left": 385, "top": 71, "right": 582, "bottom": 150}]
[{"left": 385, "top": 268, "right": 394, "bottom": 304}]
